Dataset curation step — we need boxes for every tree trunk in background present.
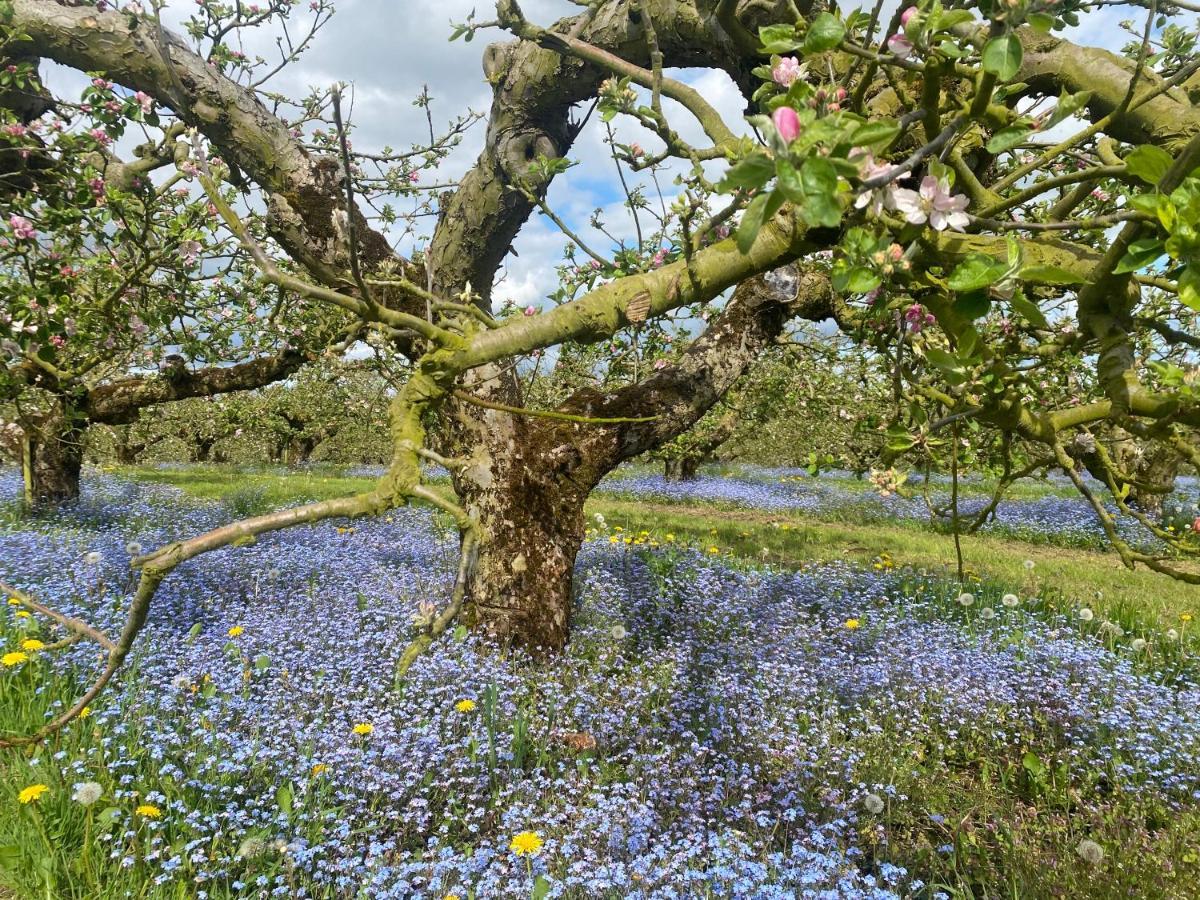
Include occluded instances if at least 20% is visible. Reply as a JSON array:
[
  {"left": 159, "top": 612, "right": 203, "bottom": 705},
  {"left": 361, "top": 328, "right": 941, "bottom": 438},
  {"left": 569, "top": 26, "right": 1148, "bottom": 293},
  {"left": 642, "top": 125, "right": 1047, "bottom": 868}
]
[
  {"left": 664, "top": 456, "right": 700, "bottom": 481},
  {"left": 22, "top": 401, "right": 85, "bottom": 505}
]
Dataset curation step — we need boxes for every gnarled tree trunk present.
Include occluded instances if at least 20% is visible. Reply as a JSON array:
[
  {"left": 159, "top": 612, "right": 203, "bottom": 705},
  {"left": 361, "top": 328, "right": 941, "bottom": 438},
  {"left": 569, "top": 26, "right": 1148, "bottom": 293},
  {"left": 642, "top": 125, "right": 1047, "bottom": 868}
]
[
  {"left": 455, "top": 409, "right": 594, "bottom": 651},
  {"left": 22, "top": 400, "right": 86, "bottom": 505},
  {"left": 450, "top": 268, "right": 834, "bottom": 650}
]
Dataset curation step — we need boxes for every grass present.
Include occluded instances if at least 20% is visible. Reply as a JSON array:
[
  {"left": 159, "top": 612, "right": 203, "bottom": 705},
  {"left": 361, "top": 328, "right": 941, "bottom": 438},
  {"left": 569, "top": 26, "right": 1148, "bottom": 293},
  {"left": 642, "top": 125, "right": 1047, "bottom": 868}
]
[{"left": 126, "top": 464, "right": 1200, "bottom": 641}]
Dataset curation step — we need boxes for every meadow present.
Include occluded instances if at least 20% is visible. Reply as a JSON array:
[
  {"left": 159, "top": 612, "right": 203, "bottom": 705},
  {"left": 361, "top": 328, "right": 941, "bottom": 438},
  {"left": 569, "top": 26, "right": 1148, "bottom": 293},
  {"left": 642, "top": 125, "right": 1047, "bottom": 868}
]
[{"left": 2, "top": 466, "right": 1200, "bottom": 899}]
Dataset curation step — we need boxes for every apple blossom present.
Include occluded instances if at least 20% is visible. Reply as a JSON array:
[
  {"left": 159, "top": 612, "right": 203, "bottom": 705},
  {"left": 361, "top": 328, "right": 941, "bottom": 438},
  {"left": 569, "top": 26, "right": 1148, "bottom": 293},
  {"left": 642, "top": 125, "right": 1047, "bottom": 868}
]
[
  {"left": 8, "top": 215, "right": 35, "bottom": 240},
  {"left": 889, "top": 176, "right": 970, "bottom": 231},
  {"left": 772, "top": 57, "right": 805, "bottom": 88}
]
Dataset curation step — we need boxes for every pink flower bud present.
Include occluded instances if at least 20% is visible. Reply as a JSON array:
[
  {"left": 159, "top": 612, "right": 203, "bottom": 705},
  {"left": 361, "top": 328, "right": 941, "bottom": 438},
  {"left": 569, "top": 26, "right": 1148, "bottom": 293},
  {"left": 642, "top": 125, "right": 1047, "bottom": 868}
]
[
  {"left": 523, "top": 305, "right": 536, "bottom": 316},
  {"left": 772, "top": 106, "right": 801, "bottom": 144},
  {"left": 900, "top": 6, "right": 919, "bottom": 27}
]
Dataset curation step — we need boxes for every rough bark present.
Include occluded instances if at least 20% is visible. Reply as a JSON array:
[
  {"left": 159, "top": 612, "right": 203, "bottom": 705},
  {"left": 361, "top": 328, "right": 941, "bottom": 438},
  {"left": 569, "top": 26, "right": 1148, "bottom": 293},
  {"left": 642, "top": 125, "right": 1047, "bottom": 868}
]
[
  {"left": 22, "top": 399, "right": 86, "bottom": 505},
  {"left": 455, "top": 266, "right": 835, "bottom": 649}
]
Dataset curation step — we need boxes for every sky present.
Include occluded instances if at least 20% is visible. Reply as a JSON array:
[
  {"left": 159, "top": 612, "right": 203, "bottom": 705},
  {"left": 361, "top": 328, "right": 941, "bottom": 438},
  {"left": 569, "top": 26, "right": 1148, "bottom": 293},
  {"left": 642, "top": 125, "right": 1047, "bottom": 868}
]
[{"left": 41, "top": 0, "right": 1144, "bottom": 312}]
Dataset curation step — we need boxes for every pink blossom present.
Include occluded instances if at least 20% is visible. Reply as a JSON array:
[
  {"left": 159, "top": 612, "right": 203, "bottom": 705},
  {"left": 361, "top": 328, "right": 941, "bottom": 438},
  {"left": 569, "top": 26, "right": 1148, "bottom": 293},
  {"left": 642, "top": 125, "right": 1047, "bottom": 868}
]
[
  {"left": 2, "top": 123, "right": 27, "bottom": 138},
  {"left": 91, "top": 77, "right": 110, "bottom": 90},
  {"left": 886, "top": 33, "right": 913, "bottom": 58},
  {"left": 852, "top": 150, "right": 896, "bottom": 216},
  {"left": 651, "top": 248, "right": 669, "bottom": 268},
  {"left": 772, "top": 57, "right": 805, "bottom": 88},
  {"left": 900, "top": 6, "right": 919, "bottom": 27},
  {"left": 8, "top": 214, "right": 35, "bottom": 240},
  {"left": 134, "top": 91, "right": 154, "bottom": 114},
  {"left": 888, "top": 176, "right": 969, "bottom": 231},
  {"left": 629, "top": 142, "right": 644, "bottom": 158},
  {"left": 904, "top": 303, "right": 936, "bottom": 333},
  {"left": 772, "top": 106, "right": 801, "bottom": 144},
  {"left": 88, "top": 128, "right": 111, "bottom": 146},
  {"left": 178, "top": 239, "right": 202, "bottom": 265},
  {"left": 523, "top": 305, "right": 537, "bottom": 316},
  {"left": 653, "top": 358, "right": 669, "bottom": 370},
  {"left": 1193, "top": 516, "right": 1200, "bottom": 534},
  {"left": 589, "top": 260, "right": 602, "bottom": 270}
]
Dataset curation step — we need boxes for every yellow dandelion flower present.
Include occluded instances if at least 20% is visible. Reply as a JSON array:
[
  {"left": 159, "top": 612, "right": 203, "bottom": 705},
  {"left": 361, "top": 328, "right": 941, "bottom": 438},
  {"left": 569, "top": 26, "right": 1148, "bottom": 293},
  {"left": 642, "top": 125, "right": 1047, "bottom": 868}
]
[
  {"left": 706, "top": 546, "right": 720, "bottom": 555},
  {"left": 18, "top": 784, "right": 48, "bottom": 804},
  {"left": 78, "top": 706, "right": 91, "bottom": 719},
  {"left": 845, "top": 619, "right": 861, "bottom": 630},
  {"left": 352, "top": 722, "right": 374, "bottom": 736},
  {"left": 455, "top": 699, "right": 476, "bottom": 713},
  {"left": 664, "top": 533, "right": 675, "bottom": 542},
  {"left": 6, "top": 597, "right": 19, "bottom": 606},
  {"left": 1182, "top": 613, "right": 1194, "bottom": 623},
  {"left": 608, "top": 535, "right": 620, "bottom": 544},
  {"left": 2, "top": 651, "right": 29, "bottom": 667},
  {"left": 311, "top": 763, "right": 328, "bottom": 776},
  {"left": 227, "top": 625, "right": 244, "bottom": 638},
  {"left": 20, "top": 639, "right": 45, "bottom": 652},
  {"left": 509, "top": 831, "right": 544, "bottom": 856},
  {"left": 135, "top": 804, "right": 161, "bottom": 818},
  {"left": 444, "top": 895, "right": 462, "bottom": 900},
  {"left": 14, "top": 611, "right": 30, "bottom": 619}
]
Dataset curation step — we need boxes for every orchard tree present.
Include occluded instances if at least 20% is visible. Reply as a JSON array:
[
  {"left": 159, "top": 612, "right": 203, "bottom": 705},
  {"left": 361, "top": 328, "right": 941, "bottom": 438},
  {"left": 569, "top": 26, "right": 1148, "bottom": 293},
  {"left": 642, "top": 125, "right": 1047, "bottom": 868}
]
[
  {"left": 0, "top": 65, "right": 351, "bottom": 503},
  {"left": 5, "top": 0, "right": 1200, "bottom": 745}
]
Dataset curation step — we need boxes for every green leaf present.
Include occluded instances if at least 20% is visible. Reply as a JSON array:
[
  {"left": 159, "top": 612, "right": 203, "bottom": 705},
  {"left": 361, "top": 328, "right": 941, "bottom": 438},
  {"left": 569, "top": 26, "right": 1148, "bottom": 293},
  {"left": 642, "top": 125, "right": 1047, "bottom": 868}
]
[
  {"left": 954, "top": 291, "right": 991, "bottom": 320},
  {"left": 254, "top": 654, "right": 270, "bottom": 671},
  {"left": 982, "top": 34, "right": 1023, "bottom": 81},
  {"left": 737, "top": 191, "right": 774, "bottom": 253},
  {"left": 1124, "top": 145, "right": 1174, "bottom": 186},
  {"left": 1018, "top": 265, "right": 1084, "bottom": 285},
  {"left": 1009, "top": 291, "right": 1049, "bottom": 329},
  {"left": 1022, "top": 750, "right": 1047, "bottom": 777},
  {"left": 1042, "top": 89, "right": 1091, "bottom": 131},
  {"left": 0, "top": 845, "right": 20, "bottom": 871},
  {"left": 848, "top": 120, "right": 901, "bottom": 151},
  {"left": 798, "top": 157, "right": 842, "bottom": 228},
  {"left": 720, "top": 152, "right": 775, "bottom": 192},
  {"left": 986, "top": 125, "right": 1031, "bottom": 154},
  {"left": 1180, "top": 267, "right": 1200, "bottom": 312},
  {"left": 96, "top": 806, "right": 122, "bottom": 829},
  {"left": 1113, "top": 237, "right": 1165, "bottom": 273},
  {"left": 803, "top": 13, "right": 845, "bottom": 53},
  {"left": 453, "top": 624, "right": 469, "bottom": 641},
  {"left": 948, "top": 254, "right": 1008, "bottom": 292},
  {"left": 759, "top": 23, "right": 801, "bottom": 54},
  {"left": 185, "top": 622, "right": 203, "bottom": 644},
  {"left": 775, "top": 157, "right": 806, "bottom": 204},
  {"left": 276, "top": 782, "right": 294, "bottom": 815},
  {"left": 933, "top": 9, "right": 976, "bottom": 31},
  {"left": 533, "top": 875, "right": 552, "bottom": 900},
  {"left": 1027, "top": 12, "right": 1054, "bottom": 33},
  {"left": 846, "top": 267, "right": 882, "bottom": 294},
  {"left": 923, "top": 347, "right": 959, "bottom": 371},
  {"left": 885, "top": 424, "right": 917, "bottom": 453}
]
